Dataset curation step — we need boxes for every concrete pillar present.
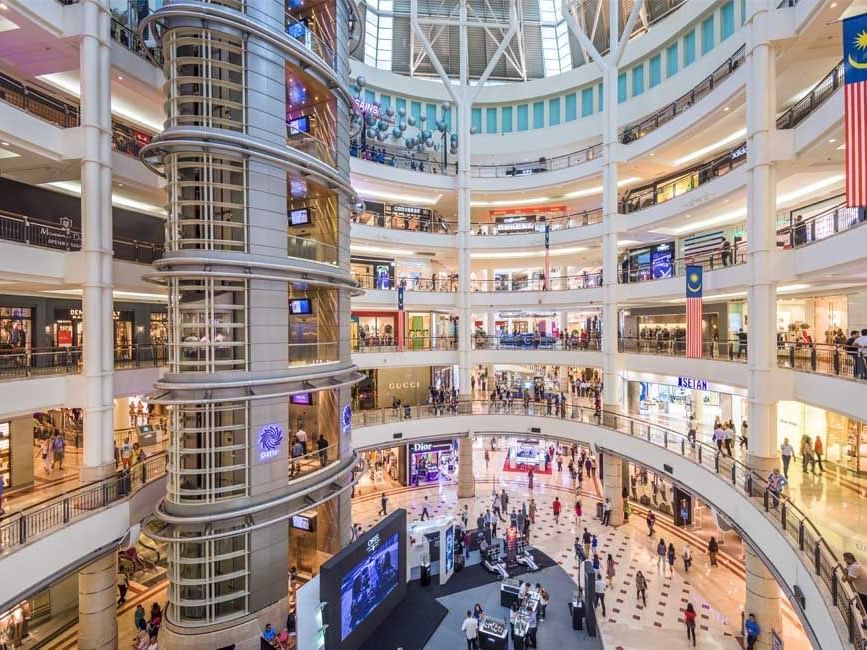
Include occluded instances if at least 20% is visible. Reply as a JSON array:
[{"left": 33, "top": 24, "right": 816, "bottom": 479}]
[
  {"left": 79, "top": 0, "right": 115, "bottom": 483},
  {"left": 745, "top": 0, "right": 780, "bottom": 480},
  {"left": 600, "top": 62, "right": 622, "bottom": 408},
  {"left": 457, "top": 436, "right": 475, "bottom": 498},
  {"left": 602, "top": 453, "right": 624, "bottom": 526},
  {"left": 77, "top": 553, "right": 117, "bottom": 650},
  {"left": 744, "top": 548, "right": 783, "bottom": 650}
]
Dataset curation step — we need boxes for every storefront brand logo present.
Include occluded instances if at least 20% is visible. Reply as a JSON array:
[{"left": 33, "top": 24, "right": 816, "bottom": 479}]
[
  {"left": 388, "top": 381, "right": 420, "bottom": 390},
  {"left": 367, "top": 533, "right": 381, "bottom": 554},
  {"left": 677, "top": 376, "right": 708, "bottom": 391},
  {"left": 413, "top": 442, "right": 434, "bottom": 452},
  {"left": 353, "top": 98, "right": 380, "bottom": 117},
  {"left": 257, "top": 424, "right": 283, "bottom": 460}
]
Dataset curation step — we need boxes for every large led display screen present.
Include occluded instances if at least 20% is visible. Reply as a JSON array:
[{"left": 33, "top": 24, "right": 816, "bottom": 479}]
[
  {"left": 320, "top": 509, "right": 407, "bottom": 650},
  {"left": 339, "top": 532, "right": 400, "bottom": 639}
]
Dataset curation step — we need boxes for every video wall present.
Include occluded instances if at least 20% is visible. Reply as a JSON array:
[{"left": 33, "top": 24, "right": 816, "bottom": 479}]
[{"left": 320, "top": 509, "right": 407, "bottom": 650}]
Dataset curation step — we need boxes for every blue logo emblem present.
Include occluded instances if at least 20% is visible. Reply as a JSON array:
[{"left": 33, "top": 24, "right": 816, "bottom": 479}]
[
  {"left": 258, "top": 424, "right": 284, "bottom": 460},
  {"left": 342, "top": 405, "right": 352, "bottom": 433}
]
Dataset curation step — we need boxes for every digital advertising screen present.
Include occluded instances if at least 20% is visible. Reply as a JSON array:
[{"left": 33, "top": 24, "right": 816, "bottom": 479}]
[
  {"left": 651, "top": 242, "right": 674, "bottom": 280},
  {"left": 290, "top": 392, "right": 312, "bottom": 405},
  {"left": 319, "top": 509, "right": 407, "bottom": 650},
  {"left": 445, "top": 526, "right": 454, "bottom": 573},
  {"left": 289, "top": 207, "right": 310, "bottom": 226},
  {"left": 289, "top": 298, "right": 312, "bottom": 315}
]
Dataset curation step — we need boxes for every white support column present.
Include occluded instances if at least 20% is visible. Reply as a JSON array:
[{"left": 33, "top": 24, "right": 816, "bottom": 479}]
[
  {"left": 744, "top": 2, "right": 782, "bottom": 646},
  {"left": 80, "top": 0, "right": 115, "bottom": 482},
  {"left": 602, "top": 453, "right": 624, "bottom": 526},
  {"left": 77, "top": 553, "right": 117, "bottom": 650}
]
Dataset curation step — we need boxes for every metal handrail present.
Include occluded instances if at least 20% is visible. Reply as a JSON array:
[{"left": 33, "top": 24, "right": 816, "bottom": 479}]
[
  {"left": 777, "top": 341, "right": 867, "bottom": 383},
  {"left": 0, "top": 453, "right": 168, "bottom": 555},
  {"left": 472, "top": 335, "right": 601, "bottom": 351},
  {"left": 618, "top": 336, "right": 748, "bottom": 363},
  {"left": 350, "top": 141, "right": 458, "bottom": 175},
  {"left": 778, "top": 195, "right": 865, "bottom": 249},
  {"left": 472, "top": 208, "right": 604, "bottom": 235},
  {"left": 470, "top": 143, "right": 603, "bottom": 178},
  {"left": 471, "top": 273, "right": 603, "bottom": 292},
  {"left": 620, "top": 45, "right": 746, "bottom": 144},
  {"left": 619, "top": 141, "right": 747, "bottom": 213},
  {"left": 0, "top": 344, "right": 168, "bottom": 380},
  {"left": 0, "top": 209, "right": 164, "bottom": 263},
  {"left": 617, "top": 249, "right": 746, "bottom": 284},
  {"left": 110, "top": 16, "right": 164, "bottom": 65},
  {"left": 776, "top": 61, "right": 844, "bottom": 130},
  {"left": 352, "top": 274, "right": 459, "bottom": 292},
  {"left": 351, "top": 336, "right": 458, "bottom": 352},
  {"left": 351, "top": 400, "right": 866, "bottom": 647}
]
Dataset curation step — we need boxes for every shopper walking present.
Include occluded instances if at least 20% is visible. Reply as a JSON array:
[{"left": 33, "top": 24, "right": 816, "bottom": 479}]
[
  {"left": 814, "top": 435, "right": 825, "bottom": 473},
  {"left": 461, "top": 610, "right": 479, "bottom": 650},
  {"left": 683, "top": 603, "right": 697, "bottom": 646},
  {"left": 744, "top": 613, "right": 761, "bottom": 650},
  {"left": 525, "top": 604, "right": 538, "bottom": 648},
  {"left": 51, "top": 431, "right": 65, "bottom": 470},
  {"left": 378, "top": 492, "right": 388, "bottom": 516},
  {"left": 117, "top": 569, "right": 129, "bottom": 605},
  {"left": 134, "top": 604, "right": 147, "bottom": 633},
  {"left": 646, "top": 511, "right": 656, "bottom": 537},
  {"left": 594, "top": 573, "right": 607, "bottom": 616},
  {"left": 484, "top": 449, "right": 490, "bottom": 470},
  {"left": 635, "top": 570, "right": 648, "bottom": 607},
  {"left": 780, "top": 438, "right": 795, "bottom": 478},
  {"left": 420, "top": 496, "right": 430, "bottom": 521},
  {"left": 528, "top": 498, "right": 537, "bottom": 524},
  {"left": 582, "top": 528, "right": 592, "bottom": 558},
  {"left": 667, "top": 543, "right": 676, "bottom": 577},
  {"left": 682, "top": 544, "right": 692, "bottom": 572},
  {"left": 707, "top": 537, "right": 719, "bottom": 567},
  {"left": 536, "top": 583, "right": 549, "bottom": 621},
  {"left": 527, "top": 468, "right": 534, "bottom": 490},
  {"left": 574, "top": 499, "right": 583, "bottom": 526},
  {"left": 601, "top": 498, "right": 612, "bottom": 526},
  {"left": 552, "top": 497, "right": 561, "bottom": 524},
  {"left": 656, "top": 538, "right": 666, "bottom": 572},
  {"left": 606, "top": 553, "right": 616, "bottom": 584}
]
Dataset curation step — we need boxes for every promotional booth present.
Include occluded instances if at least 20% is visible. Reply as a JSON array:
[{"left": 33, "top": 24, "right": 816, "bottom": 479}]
[{"left": 407, "top": 516, "right": 456, "bottom": 586}]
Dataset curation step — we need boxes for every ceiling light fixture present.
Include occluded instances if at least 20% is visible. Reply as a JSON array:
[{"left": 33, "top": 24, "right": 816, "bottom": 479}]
[
  {"left": 471, "top": 246, "right": 588, "bottom": 260},
  {"left": 355, "top": 187, "right": 441, "bottom": 205},
  {"left": 672, "top": 129, "right": 747, "bottom": 166},
  {"left": 777, "top": 174, "right": 845, "bottom": 203},
  {"left": 351, "top": 244, "right": 418, "bottom": 256},
  {"left": 0, "top": 141, "right": 8, "bottom": 146},
  {"left": 828, "top": 138, "right": 836, "bottom": 143}
]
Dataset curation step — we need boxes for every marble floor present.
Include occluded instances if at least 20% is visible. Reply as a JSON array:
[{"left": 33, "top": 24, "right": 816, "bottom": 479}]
[{"left": 351, "top": 445, "right": 811, "bottom": 650}]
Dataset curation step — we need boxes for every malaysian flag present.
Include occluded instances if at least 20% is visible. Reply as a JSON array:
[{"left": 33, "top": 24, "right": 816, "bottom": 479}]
[
  {"left": 685, "top": 265, "right": 703, "bottom": 358},
  {"left": 844, "top": 12, "right": 867, "bottom": 207}
]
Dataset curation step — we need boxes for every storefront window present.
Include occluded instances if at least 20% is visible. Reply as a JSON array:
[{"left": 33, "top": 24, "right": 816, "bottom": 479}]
[
  {"left": 150, "top": 312, "right": 168, "bottom": 345},
  {"left": 0, "top": 307, "right": 32, "bottom": 352},
  {"left": 351, "top": 314, "right": 397, "bottom": 348},
  {"left": 408, "top": 440, "right": 456, "bottom": 485},
  {"left": 0, "top": 422, "right": 9, "bottom": 489}
]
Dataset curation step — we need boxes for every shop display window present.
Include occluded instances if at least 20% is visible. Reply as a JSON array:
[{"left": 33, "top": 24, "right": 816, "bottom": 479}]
[
  {"left": 150, "top": 312, "right": 168, "bottom": 345},
  {"left": 0, "top": 307, "right": 32, "bottom": 352},
  {"left": 0, "top": 422, "right": 9, "bottom": 488}
]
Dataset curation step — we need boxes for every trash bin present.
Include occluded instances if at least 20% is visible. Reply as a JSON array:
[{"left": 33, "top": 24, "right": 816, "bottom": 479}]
[{"left": 420, "top": 564, "right": 431, "bottom": 586}]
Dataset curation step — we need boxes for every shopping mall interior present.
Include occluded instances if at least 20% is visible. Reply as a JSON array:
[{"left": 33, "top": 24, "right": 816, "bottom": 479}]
[{"left": 0, "top": 0, "right": 864, "bottom": 648}]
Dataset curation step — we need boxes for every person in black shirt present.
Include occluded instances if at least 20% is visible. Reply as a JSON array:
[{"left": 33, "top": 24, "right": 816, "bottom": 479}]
[{"left": 317, "top": 434, "right": 329, "bottom": 467}]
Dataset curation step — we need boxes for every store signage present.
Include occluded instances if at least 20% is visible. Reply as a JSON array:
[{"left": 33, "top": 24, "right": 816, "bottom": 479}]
[
  {"left": 409, "top": 441, "right": 452, "bottom": 454},
  {"left": 392, "top": 205, "right": 423, "bottom": 215},
  {"left": 67, "top": 308, "right": 123, "bottom": 321},
  {"left": 353, "top": 97, "right": 381, "bottom": 117},
  {"left": 677, "top": 376, "right": 708, "bottom": 391},
  {"left": 342, "top": 404, "right": 352, "bottom": 434},
  {"left": 366, "top": 532, "right": 382, "bottom": 555},
  {"left": 730, "top": 143, "right": 747, "bottom": 160},
  {"left": 388, "top": 381, "right": 420, "bottom": 390},
  {"left": 257, "top": 423, "right": 284, "bottom": 460}
]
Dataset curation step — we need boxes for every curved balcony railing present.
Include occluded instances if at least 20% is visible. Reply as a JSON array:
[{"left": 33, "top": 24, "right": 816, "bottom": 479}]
[
  {"left": 0, "top": 344, "right": 168, "bottom": 380},
  {"left": 620, "top": 142, "right": 747, "bottom": 213},
  {"left": 287, "top": 441, "right": 340, "bottom": 481},
  {"left": 351, "top": 399, "right": 866, "bottom": 647},
  {"left": 472, "top": 334, "right": 601, "bottom": 351},
  {"left": 618, "top": 336, "right": 747, "bottom": 362},
  {"left": 0, "top": 209, "right": 164, "bottom": 263},
  {"left": 288, "top": 129, "right": 337, "bottom": 168},
  {"left": 471, "top": 273, "right": 603, "bottom": 292},
  {"left": 776, "top": 61, "right": 844, "bottom": 130},
  {"left": 353, "top": 274, "right": 459, "bottom": 292},
  {"left": 351, "top": 336, "right": 458, "bottom": 352},
  {"left": 778, "top": 195, "right": 866, "bottom": 249},
  {"left": 110, "top": 16, "right": 164, "bottom": 65},
  {"left": 287, "top": 234, "right": 340, "bottom": 266},
  {"left": 0, "top": 452, "right": 168, "bottom": 556},
  {"left": 0, "top": 68, "right": 155, "bottom": 158},
  {"left": 618, "top": 248, "right": 746, "bottom": 284},
  {"left": 287, "top": 341, "right": 340, "bottom": 367},
  {"left": 619, "top": 46, "right": 746, "bottom": 144},
  {"left": 350, "top": 141, "right": 458, "bottom": 175},
  {"left": 469, "top": 143, "right": 603, "bottom": 178},
  {"left": 777, "top": 341, "right": 867, "bottom": 383},
  {"left": 472, "top": 208, "right": 603, "bottom": 235}
]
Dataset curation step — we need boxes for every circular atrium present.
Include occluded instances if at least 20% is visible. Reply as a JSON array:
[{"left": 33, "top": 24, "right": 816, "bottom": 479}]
[{"left": 0, "top": 0, "right": 862, "bottom": 649}]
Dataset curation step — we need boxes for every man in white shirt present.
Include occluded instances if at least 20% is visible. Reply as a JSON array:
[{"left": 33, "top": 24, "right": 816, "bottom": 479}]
[
  {"left": 295, "top": 427, "right": 308, "bottom": 454},
  {"left": 843, "top": 553, "right": 867, "bottom": 626},
  {"left": 594, "top": 574, "right": 607, "bottom": 616},
  {"left": 780, "top": 438, "right": 795, "bottom": 478},
  {"left": 461, "top": 610, "right": 479, "bottom": 650}
]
